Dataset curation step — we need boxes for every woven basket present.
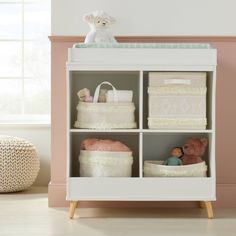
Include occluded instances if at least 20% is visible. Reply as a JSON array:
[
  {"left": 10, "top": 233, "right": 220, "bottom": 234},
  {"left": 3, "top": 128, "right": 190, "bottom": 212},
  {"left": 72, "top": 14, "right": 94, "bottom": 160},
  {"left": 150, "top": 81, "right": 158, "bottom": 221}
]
[
  {"left": 144, "top": 160, "right": 207, "bottom": 177},
  {"left": 148, "top": 72, "right": 207, "bottom": 130},
  {"left": 74, "top": 81, "right": 137, "bottom": 129},
  {"left": 79, "top": 150, "right": 133, "bottom": 177},
  {"left": 0, "top": 136, "right": 40, "bottom": 192}
]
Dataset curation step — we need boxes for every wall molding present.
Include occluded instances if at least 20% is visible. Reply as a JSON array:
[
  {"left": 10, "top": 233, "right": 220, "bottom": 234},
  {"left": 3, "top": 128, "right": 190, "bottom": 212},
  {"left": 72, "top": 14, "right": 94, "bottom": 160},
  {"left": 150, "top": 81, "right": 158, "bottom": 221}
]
[{"left": 49, "top": 35, "right": 236, "bottom": 43}]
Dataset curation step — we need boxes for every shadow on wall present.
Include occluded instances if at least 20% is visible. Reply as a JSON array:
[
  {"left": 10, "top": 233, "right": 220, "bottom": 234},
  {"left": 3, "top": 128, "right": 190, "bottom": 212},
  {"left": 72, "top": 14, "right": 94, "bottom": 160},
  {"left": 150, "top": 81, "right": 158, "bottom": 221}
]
[{"left": 34, "top": 154, "right": 51, "bottom": 186}]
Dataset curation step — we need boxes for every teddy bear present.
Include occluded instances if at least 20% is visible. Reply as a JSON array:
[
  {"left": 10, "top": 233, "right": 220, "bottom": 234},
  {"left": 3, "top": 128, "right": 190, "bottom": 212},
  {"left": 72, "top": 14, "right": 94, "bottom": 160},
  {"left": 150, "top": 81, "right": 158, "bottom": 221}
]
[
  {"left": 181, "top": 137, "right": 208, "bottom": 165},
  {"left": 83, "top": 10, "right": 117, "bottom": 44}
]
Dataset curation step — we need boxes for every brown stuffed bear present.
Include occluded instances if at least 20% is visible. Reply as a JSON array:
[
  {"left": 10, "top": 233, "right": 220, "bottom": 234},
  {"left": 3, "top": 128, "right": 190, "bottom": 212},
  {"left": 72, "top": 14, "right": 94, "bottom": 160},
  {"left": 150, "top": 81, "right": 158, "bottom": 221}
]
[{"left": 182, "top": 137, "right": 208, "bottom": 165}]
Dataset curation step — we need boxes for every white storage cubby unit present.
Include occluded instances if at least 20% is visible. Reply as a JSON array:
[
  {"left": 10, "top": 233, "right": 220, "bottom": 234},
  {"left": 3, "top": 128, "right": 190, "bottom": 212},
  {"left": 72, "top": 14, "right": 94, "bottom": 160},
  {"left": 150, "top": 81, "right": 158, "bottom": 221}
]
[{"left": 66, "top": 45, "right": 217, "bottom": 219}]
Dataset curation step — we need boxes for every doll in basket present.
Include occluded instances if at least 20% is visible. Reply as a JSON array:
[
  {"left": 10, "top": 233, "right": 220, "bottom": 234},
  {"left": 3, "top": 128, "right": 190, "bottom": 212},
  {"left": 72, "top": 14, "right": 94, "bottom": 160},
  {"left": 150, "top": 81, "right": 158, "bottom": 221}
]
[{"left": 163, "top": 147, "right": 184, "bottom": 166}]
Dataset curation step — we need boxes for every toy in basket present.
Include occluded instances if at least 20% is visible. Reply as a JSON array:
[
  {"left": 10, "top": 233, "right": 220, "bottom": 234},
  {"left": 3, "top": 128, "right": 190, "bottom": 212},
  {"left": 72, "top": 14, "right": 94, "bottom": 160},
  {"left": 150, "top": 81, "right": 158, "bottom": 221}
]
[
  {"left": 74, "top": 81, "right": 137, "bottom": 129},
  {"left": 144, "top": 160, "right": 207, "bottom": 177},
  {"left": 79, "top": 138, "right": 133, "bottom": 177},
  {"left": 144, "top": 137, "right": 208, "bottom": 177}
]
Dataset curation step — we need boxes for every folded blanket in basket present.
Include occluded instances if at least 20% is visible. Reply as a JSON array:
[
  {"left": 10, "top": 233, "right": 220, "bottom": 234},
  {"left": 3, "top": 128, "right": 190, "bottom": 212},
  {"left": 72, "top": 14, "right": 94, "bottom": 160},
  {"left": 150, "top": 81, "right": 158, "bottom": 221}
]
[
  {"left": 80, "top": 138, "right": 131, "bottom": 152},
  {"left": 106, "top": 90, "right": 133, "bottom": 103}
]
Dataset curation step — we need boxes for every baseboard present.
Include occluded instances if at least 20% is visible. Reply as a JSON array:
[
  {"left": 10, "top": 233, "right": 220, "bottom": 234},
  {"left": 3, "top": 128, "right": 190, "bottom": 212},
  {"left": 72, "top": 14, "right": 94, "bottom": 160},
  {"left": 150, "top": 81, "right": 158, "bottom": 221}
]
[
  {"left": 48, "top": 182, "right": 69, "bottom": 207},
  {"left": 215, "top": 183, "right": 236, "bottom": 207},
  {"left": 48, "top": 182, "right": 236, "bottom": 208}
]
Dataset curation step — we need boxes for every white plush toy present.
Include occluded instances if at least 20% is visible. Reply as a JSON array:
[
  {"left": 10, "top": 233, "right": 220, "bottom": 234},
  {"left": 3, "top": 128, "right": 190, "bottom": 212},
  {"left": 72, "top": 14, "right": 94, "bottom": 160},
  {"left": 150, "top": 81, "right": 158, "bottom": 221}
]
[{"left": 83, "top": 10, "right": 117, "bottom": 44}]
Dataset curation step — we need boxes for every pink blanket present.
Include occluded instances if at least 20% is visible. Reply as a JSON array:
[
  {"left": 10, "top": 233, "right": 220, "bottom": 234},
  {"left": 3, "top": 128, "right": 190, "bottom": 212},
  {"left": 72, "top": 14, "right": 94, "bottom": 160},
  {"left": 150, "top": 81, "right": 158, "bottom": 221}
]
[{"left": 81, "top": 138, "right": 131, "bottom": 152}]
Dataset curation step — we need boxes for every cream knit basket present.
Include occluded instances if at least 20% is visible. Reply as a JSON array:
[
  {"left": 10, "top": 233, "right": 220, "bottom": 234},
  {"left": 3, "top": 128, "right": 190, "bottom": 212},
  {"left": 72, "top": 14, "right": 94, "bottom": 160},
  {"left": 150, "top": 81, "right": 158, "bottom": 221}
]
[
  {"left": 0, "top": 136, "right": 40, "bottom": 193},
  {"left": 79, "top": 150, "right": 133, "bottom": 177},
  {"left": 74, "top": 81, "right": 137, "bottom": 129},
  {"left": 144, "top": 160, "right": 207, "bottom": 177}
]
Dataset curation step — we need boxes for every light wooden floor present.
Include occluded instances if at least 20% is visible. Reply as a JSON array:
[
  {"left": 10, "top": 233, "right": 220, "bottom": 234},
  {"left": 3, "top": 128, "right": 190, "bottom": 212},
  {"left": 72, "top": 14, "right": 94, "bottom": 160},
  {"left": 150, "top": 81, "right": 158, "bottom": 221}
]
[{"left": 0, "top": 187, "right": 236, "bottom": 236}]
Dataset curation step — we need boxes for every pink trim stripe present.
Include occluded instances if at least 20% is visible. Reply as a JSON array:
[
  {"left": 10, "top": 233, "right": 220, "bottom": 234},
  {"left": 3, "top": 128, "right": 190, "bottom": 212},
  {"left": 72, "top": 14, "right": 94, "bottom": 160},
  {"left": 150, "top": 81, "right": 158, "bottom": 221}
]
[{"left": 49, "top": 35, "right": 236, "bottom": 43}]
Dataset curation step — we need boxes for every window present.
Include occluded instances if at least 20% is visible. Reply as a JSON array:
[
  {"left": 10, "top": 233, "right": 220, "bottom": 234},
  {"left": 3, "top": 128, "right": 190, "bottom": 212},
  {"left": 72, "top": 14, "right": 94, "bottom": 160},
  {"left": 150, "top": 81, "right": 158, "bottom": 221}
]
[{"left": 0, "top": 0, "right": 51, "bottom": 123}]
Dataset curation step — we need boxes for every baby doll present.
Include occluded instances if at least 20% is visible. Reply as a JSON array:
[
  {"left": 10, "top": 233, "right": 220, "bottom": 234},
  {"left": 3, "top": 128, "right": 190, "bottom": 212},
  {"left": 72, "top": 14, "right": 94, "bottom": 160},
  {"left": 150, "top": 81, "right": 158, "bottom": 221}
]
[
  {"left": 77, "top": 88, "right": 93, "bottom": 102},
  {"left": 163, "top": 147, "right": 183, "bottom": 166}
]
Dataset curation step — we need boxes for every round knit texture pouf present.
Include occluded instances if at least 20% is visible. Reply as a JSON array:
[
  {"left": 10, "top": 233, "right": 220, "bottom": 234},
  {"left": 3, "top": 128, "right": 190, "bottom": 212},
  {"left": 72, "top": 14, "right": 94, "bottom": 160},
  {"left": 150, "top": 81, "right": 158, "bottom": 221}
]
[{"left": 0, "top": 136, "right": 40, "bottom": 193}]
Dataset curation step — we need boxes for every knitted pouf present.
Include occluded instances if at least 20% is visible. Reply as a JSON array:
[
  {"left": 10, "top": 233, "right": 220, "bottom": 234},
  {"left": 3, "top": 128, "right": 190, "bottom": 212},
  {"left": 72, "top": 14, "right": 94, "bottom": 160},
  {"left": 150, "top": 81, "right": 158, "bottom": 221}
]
[{"left": 0, "top": 136, "right": 40, "bottom": 193}]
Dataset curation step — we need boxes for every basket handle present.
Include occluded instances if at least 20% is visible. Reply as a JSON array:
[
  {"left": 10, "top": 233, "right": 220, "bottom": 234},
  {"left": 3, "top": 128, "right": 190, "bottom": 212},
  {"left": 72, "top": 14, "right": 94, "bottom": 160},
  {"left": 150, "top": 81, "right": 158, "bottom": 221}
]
[
  {"left": 93, "top": 81, "right": 118, "bottom": 103},
  {"left": 164, "top": 79, "right": 191, "bottom": 85}
]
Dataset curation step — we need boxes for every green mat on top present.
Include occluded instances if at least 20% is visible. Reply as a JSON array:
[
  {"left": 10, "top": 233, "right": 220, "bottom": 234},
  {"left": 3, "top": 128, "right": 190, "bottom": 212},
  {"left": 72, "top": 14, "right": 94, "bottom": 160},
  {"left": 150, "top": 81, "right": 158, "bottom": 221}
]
[{"left": 73, "top": 42, "right": 211, "bottom": 49}]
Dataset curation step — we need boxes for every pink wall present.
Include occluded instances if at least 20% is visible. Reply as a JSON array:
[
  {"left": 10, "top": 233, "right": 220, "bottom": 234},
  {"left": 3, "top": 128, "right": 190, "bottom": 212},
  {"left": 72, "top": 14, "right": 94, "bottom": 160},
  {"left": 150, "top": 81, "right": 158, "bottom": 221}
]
[{"left": 49, "top": 36, "right": 236, "bottom": 208}]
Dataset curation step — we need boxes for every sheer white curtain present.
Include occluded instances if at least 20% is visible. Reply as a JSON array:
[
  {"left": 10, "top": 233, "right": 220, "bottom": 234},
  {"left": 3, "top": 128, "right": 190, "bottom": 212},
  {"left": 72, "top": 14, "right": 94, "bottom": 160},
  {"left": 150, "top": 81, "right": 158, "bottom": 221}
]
[{"left": 0, "top": 0, "right": 51, "bottom": 123}]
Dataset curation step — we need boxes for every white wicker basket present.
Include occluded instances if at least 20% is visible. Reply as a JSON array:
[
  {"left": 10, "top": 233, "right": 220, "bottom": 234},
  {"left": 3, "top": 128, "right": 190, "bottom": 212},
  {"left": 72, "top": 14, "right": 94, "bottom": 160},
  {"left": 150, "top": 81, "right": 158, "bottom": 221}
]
[
  {"left": 148, "top": 72, "right": 207, "bottom": 130},
  {"left": 74, "top": 81, "right": 137, "bottom": 129},
  {"left": 144, "top": 160, "right": 207, "bottom": 177},
  {"left": 79, "top": 150, "right": 133, "bottom": 177}
]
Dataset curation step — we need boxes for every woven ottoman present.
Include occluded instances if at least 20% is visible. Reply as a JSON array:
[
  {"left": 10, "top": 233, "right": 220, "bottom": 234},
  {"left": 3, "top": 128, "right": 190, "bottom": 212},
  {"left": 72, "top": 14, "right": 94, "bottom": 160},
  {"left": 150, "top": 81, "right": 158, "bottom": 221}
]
[{"left": 0, "top": 136, "right": 40, "bottom": 193}]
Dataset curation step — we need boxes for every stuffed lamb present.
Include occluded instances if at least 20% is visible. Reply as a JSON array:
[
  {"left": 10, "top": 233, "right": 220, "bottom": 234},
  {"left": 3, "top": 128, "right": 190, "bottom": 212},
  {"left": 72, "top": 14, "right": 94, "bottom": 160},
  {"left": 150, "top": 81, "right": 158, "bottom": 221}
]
[{"left": 83, "top": 10, "right": 117, "bottom": 44}]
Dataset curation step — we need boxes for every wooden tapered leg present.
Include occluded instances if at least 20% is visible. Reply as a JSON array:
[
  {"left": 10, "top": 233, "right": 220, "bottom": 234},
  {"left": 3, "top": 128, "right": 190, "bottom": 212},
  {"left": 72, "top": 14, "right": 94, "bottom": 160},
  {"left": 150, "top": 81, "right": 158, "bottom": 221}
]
[
  {"left": 199, "top": 201, "right": 205, "bottom": 209},
  {"left": 69, "top": 201, "right": 78, "bottom": 219},
  {"left": 204, "top": 201, "right": 214, "bottom": 219}
]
